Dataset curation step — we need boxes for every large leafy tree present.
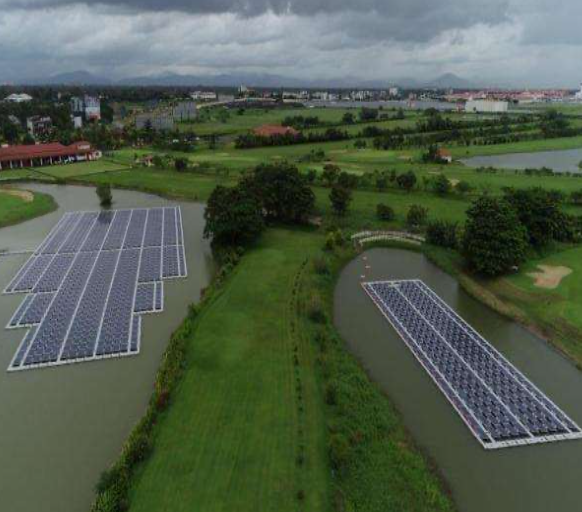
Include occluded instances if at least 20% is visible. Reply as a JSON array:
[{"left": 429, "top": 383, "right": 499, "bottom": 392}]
[
  {"left": 503, "top": 187, "right": 563, "bottom": 248},
  {"left": 240, "top": 162, "right": 315, "bottom": 224},
  {"left": 204, "top": 185, "right": 264, "bottom": 246},
  {"left": 463, "top": 196, "right": 528, "bottom": 277},
  {"left": 396, "top": 171, "right": 417, "bottom": 192},
  {"left": 329, "top": 185, "right": 352, "bottom": 217}
]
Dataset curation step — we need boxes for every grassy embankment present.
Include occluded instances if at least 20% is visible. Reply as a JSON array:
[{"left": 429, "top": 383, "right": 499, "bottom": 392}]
[
  {"left": 0, "top": 187, "right": 57, "bottom": 229},
  {"left": 120, "top": 228, "right": 454, "bottom": 512}
]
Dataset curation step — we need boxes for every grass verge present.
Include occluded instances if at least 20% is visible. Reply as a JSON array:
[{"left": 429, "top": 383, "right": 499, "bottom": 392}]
[{"left": 0, "top": 188, "right": 57, "bottom": 229}]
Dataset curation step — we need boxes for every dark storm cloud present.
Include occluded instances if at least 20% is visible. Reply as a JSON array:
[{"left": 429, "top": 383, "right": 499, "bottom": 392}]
[{"left": 1, "top": 0, "right": 510, "bottom": 42}]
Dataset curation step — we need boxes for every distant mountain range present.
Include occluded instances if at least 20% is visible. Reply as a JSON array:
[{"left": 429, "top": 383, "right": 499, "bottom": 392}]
[{"left": 15, "top": 69, "right": 480, "bottom": 90}]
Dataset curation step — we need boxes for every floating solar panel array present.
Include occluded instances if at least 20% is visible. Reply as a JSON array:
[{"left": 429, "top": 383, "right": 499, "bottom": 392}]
[
  {"left": 363, "top": 279, "right": 582, "bottom": 450},
  {"left": 4, "top": 207, "right": 187, "bottom": 372}
]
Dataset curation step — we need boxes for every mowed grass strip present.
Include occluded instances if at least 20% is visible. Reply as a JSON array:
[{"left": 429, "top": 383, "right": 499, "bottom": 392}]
[{"left": 128, "top": 229, "right": 329, "bottom": 512}]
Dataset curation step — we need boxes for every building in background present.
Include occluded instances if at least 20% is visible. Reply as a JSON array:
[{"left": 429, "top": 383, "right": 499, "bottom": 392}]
[
  {"left": 0, "top": 141, "right": 101, "bottom": 170},
  {"left": 190, "top": 91, "right": 217, "bottom": 101},
  {"left": 172, "top": 102, "right": 198, "bottom": 121},
  {"left": 253, "top": 124, "right": 299, "bottom": 138},
  {"left": 70, "top": 95, "right": 101, "bottom": 121},
  {"left": 575, "top": 84, "right": 582, "bottom": 101},
  {"left": 135, "top": 113, "right": 174, "bottom": 131},
  {"left": 465, "top": 100, "right": 509, "bottom": 113},
  {"left": 26, "top": 116, "right": 53, "bottom": 139},
  {"left": 4, "top": 93, "right": 32, "bottom": 103}
]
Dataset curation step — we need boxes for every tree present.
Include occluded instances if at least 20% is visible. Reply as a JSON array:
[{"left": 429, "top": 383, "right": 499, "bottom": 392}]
[
  {"left": 462, "top": 196, "right": 528, "bottom": 277},
  {"left": 337, "top": 171, "right": 358, "bottom": 190},
  {"left": 329, "top": 185, "right": 352, "bottom": 216},
  {"left": 406, "top": 204, "right": 428, "bottom": 229},
  {"left": 240, "top": 162, "right": 315, "bottom": 224},
  {"left": 376, "top": 203, "right": 395, "bottom": 221},
  {"left": 342, "top": 112, "right": 355, "bottom": 125},
  {"left": 431, "top": 174, "right": 451, "bottom": 196},
  {"left": 359, "top": 107, "right": 379, "bottom": 122},
  {"left": 396, "top": 171, "right": 417, "bottom": 192},
  {"left": 426, "top": 220, "right": 458, "bottom": 248},
  {"left": 354, "top": 139, "right": 367, "bottom": 149},
  {"left": 204, "top": 185, "right": 265, "bottom": 246},
  {"left": 322, "top": 164, "right": 341, "bottom": 187},
  {"left": 503, "top": 187, "right": 563, "bottom": 248},
  {"left": 96, "top": 183, "right": 112, "bottom": 208}
]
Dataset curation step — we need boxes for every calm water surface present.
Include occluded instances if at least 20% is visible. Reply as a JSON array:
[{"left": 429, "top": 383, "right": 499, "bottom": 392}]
[
  {"left": 461, "top": 148, "right": 582, "bottom": 173},
  {"left": 335, "top": 248, "right": 582, "bottom": 512},
  {"left": 0, "top": 184, "right": 213, "bottom": 512}
]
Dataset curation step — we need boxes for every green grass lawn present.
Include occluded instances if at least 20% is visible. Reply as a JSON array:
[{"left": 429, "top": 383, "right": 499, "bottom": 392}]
[
  {"left": 0, "top": 187, "right": 57, "bottom": 229},
  {"left": 490, "top": 245, "right": 582, "bottom": 365},
  {"left": 33, "top": 160, "right": 130, "bottom": 178},
  {"left": 77, "top": 168, "right": 236, "bottom": 201},
  {"left": 127, "top": 229, "right": 330, "bottom": 512}
]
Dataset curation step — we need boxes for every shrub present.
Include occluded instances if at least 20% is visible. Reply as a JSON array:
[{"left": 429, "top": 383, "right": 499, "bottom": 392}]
[
  {"left": 426, "top": 220, "right": 458, "bottom": 249},
  {"left": 406, "top": 204, "right": 428, "bottom": 230},
  {"left": 307, "top": 292, "right": 327, "bottom": 324},
  {"left": 328, "top": 434, "right": 351, "bottom": 470},
  {"left": 313, "top": 256, "right": 330, "bottom": 275},
  {"left": 431, "top": 174, "right": 451, "bottom": 196},
  {"left": 376, "top": 203, "right": 395, "bottom": 221},
  {"left": 456, "top": 180, "right": 473, "bottom": 195},
  {"left": 325, "top": 382, "right": 338, "bottom": 405}
]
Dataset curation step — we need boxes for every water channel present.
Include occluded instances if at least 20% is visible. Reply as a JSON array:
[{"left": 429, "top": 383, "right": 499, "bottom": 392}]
[
  {"left": 335, "top": 248, "right": 582, "bottom": 512},
  {"left": 0, "top": 184, "right": 213, "bottom": 512}
]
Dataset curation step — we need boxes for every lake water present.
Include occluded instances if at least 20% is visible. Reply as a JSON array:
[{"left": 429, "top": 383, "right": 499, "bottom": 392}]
[
  {"left": 335, "top": 248, "right": 582, "bottom": 512},
  {"left": 461, "top": 148, "right": 582, "bottom": 173},
  {"left": 0, "top": 184, "right": 213, "bottom": 512}
]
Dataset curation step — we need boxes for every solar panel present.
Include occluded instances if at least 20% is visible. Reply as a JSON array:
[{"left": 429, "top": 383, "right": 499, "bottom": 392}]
[
  {"left": 3, "top": 206, "right": 188, "bottom": 372},
  {"left": 363, "top": 279, "right": 582, "bottom": 450}
]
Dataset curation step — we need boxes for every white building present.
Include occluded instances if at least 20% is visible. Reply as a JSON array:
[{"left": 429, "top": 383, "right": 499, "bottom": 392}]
[
  {"left": 4, "top": 93, "right": 32, "bottom": 103},
  {"left": 135, "top": 113, "right": 174, "bottom": 131},
  {"left": 575, "top": 84, "right": 582, "bottom": 101},
  {"left": 70, "top": 95, "right": 101, "bottom": 121},
  {"left": 465, "top": 100, "right": 509, "bottom": 114},
  {"left": 190, "top": 91, "right": 217, "bottom": 101}
]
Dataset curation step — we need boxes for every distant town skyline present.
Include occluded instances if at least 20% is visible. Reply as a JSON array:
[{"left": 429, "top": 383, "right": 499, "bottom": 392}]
[{"left": 1, "top": 0, "right": 582, "bottom": 88}]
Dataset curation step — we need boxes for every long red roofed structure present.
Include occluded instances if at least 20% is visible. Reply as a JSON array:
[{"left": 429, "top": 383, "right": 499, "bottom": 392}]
[{"left": 0, "top": 141, "right": 101, "bottom": 170}]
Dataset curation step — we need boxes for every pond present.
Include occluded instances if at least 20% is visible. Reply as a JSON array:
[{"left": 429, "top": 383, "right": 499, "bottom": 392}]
[
  {"left": 335, "top": 248, "right": 582, "bottom": 512},
  {"left": 0, "top": 184, "right": 213, "bottom": 512},
  {"left": 461, "top": 148, "right": 582, "bottom": 173}
]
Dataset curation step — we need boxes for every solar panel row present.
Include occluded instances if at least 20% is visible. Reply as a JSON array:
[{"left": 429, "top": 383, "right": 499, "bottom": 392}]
[
  {"left": 363, "top": 279, "right": 582, "bottom": 449},
  {"left": 4, "top": 206, "right": 187, "bottom": 372}
]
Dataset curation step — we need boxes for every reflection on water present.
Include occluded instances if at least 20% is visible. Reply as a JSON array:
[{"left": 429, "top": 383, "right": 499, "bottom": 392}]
[
  {"left": 461, "top": 148, "right": 582, "bottom": 173},
  {"left": 334, "top": 248, "right": 582, "bottom": 512},
  {"left": 0, "top": 184, "right": 213, "bottom": 512}
]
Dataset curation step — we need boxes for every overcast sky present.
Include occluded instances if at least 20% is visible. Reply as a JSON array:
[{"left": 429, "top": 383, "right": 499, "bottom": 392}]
[{"left": 0, "top": 0, "right": 580, "bottom": 87}]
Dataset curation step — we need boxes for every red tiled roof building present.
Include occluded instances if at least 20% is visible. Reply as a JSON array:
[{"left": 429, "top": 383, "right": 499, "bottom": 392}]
[
  {"left": 0, "top": 141, "right": 101, "bottom": 170},
  {"left": 252, "top": 125, "right": 299, "bottom": 138}
]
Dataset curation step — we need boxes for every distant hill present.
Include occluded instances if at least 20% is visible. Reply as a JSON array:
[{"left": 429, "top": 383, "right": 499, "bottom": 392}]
[
  {"left": 17, "top": 69, "right": 480, "bottom": 90},
  {"left": 26, "top": 70, "right": 112, "bottom": 86}
]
